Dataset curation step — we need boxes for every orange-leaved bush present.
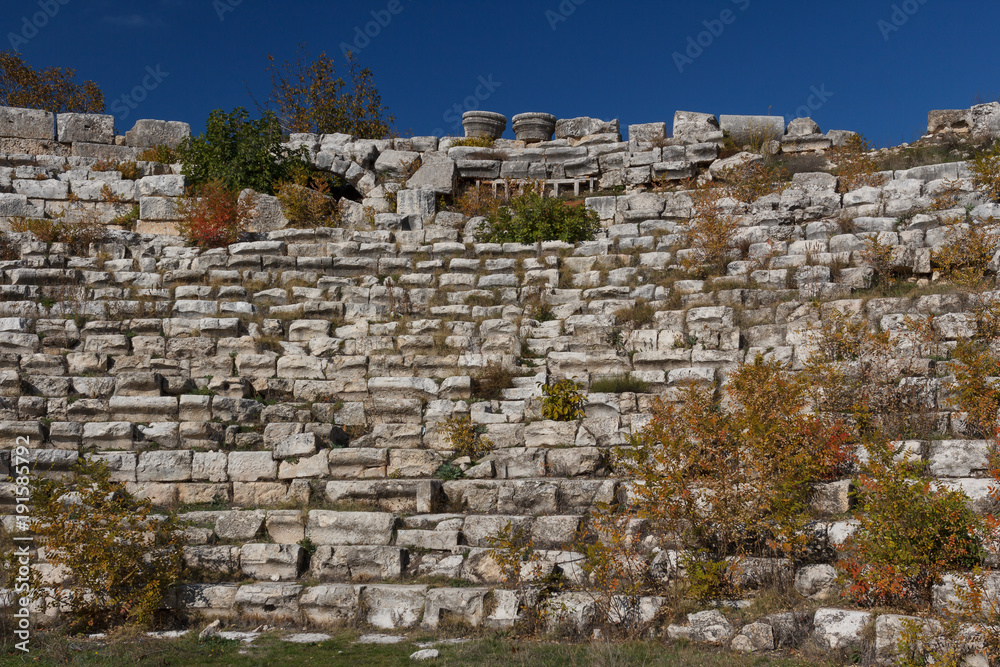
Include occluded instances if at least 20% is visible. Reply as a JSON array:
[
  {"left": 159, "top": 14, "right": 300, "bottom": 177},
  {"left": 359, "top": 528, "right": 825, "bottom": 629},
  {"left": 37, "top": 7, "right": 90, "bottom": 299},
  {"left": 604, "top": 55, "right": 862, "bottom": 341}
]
[
  {"left": 613, "top": 354, "right": 854, "bottom": 598},
  {"left": 177, "top": 180, "right": 253, "bottom": 249},
  {"left": 838, "top": 436, "right": 984, "bottom": 610}
]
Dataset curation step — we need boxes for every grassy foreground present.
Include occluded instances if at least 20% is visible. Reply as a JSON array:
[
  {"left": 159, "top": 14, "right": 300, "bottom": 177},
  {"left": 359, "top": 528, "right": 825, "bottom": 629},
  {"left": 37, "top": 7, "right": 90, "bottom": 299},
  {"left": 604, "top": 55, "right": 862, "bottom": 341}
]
[{"left": 0, "top": 630, "right": 834, "bottom": 667}]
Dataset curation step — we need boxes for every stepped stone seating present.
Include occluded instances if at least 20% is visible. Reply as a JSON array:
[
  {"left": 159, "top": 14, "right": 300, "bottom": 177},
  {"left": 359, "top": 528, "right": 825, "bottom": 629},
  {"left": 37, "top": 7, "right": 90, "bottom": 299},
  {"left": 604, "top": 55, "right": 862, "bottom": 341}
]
[{"left": 1, "top": 102, "right": 1000, "bottom": 636}]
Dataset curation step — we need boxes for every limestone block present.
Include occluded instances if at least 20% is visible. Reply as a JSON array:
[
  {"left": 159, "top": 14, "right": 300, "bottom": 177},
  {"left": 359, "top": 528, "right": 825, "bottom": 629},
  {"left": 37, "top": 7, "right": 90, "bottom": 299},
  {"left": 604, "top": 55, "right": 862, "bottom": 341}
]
[
  {"left": 215, "top": 509, "right": 266, "bottom": 541},
  {"left": 240, "top": 543, "right": 306, "bottom": 581},
  {"left": 0, "top": 107, "right": 55, "bottom": 140},
  {"left": 812, "top": 608, "right": 873, "bottom": 650},
  {"left": 309, "top": 545, "right": 406, "bottom": 581},
  {"left": 126, "top": 119, "right": 191, "bottom": 148},
  {"left": 306, "top": 511, "right": 397, "bottom": 546},
  {"left": 299, "top": 584, "right": 361, "bottom": 625},
  {"left": 422, "top": 588, "right": 488, "bottom": 629},
  {"left": 361, "top": 585, "right": 428, "bottom": 629},
  {"left": 794, "top": 564, "right": 840, "bottom": 601},
  {"left": 227, "top": 451, "right": 278, "bottom": 482},
  {"left": 233, "top": 583, "right": 302, "bottom": 620},
  {"left": 136, "top": 450, "right": 192, "bottom": 482},
  {"left": 57, "top": 113, "right": 115, "bottom": 144}
]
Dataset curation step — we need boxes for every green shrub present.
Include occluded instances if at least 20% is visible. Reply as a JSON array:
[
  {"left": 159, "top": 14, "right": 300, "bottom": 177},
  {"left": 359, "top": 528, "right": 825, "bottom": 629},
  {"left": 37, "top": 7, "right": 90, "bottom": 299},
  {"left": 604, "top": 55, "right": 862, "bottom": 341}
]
[
  {"left": 540, "top": 378, "right": 587, "bottom": 421},
  {"left": 178, "top": 107, "right": 309, "bottom": 195},
  {"left": 589, "top": 373, "right": 650, "bottom": 394},
  {"left": 476, "top": 190, "right": 600, "bottom": 244},
  {"left": 435, "top": 462, "right": 464, "bottom": 480}
]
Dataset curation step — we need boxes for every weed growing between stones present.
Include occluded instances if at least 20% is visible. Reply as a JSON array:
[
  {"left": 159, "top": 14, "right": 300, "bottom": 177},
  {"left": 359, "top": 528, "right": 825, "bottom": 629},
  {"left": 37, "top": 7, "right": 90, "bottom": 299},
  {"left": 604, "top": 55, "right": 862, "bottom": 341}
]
[
  {"left": 970, "top": 140, "right": 1000, "bottom": 202},
  {"left": 275, "top": 172, "right": 342, "bottom": 228},
  {"left": 9, "top": 215, "right": 102, "bottom": 254},
  {"left": 829, "top": 134, "right": 888, "bottom": 194},
  {"left": 442, "top": 415, "right": 493, "bottom": 461},
  {"left": 539, "top": 378, "right": 586, "bottom": 421},
  {"left": 136, "top": 144, "right": 179, "bottom": 165}
]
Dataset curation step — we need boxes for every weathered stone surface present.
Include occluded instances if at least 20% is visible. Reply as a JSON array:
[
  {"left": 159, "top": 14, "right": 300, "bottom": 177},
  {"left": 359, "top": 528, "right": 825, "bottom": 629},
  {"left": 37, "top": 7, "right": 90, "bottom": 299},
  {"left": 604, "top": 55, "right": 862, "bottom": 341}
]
[
  {"left": 57, "top": 113, "right": 115, "bottom": 144},
  {"left": 240, "top": 543, "right": 306, "bottom": 581},
  {"left": 310, "top": 545, "right": 406, "bottom": 581},
  {"left": 126, "top": 119, "right": 191, "bottom": 148},
  {"left": 0, "top": 107, "right": 55, "bottom": 140},
  {"left": 794, "top": 564, "right": 840, "bottom": 601},
  {"left": 306, "top": 511, "right": 397, "bottom": 545},
  {"left": 555, "top": 117, "right": 620, "bottom": 140},
  {"left": 361, "top": 585, "right": 427, "bottom": 629},
  {"left": 406, "top": 158, "right": 457, "bottom": 196},
  {"left": 812, "top": 608, "right": 872, "bottom": 650}
]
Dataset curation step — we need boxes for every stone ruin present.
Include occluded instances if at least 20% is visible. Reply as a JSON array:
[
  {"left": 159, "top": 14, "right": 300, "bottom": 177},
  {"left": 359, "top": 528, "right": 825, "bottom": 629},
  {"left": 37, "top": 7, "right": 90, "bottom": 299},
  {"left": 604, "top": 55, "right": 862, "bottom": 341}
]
[{"left": 0, "top": 99, "right": 1000, "bottom": 661}]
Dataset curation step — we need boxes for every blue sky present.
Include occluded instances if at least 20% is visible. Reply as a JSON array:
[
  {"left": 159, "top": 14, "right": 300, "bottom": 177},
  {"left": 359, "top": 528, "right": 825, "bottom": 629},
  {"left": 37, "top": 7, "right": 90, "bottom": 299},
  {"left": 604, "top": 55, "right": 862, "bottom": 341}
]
[{"left": 5, "top": 0, "right": 997, "bottom": 147}]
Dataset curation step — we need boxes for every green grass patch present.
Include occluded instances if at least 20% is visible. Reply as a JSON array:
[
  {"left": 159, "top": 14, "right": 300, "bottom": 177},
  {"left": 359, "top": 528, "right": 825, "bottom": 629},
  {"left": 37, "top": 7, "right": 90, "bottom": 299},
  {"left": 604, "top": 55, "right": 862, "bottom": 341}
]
[
  {"left": 589, "top": 373, "right": 651, "bottom": 394},
  {"left": 0, "top": 630, "right": 835, "bottom": 667}
]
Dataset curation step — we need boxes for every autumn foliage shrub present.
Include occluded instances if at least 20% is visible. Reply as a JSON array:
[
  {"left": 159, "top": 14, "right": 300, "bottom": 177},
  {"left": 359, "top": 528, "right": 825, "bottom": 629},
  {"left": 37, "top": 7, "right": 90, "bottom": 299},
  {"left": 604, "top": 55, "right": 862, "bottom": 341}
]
[
  {"left": 442, "top": 415, "right": 494, "bottom": 460},
  {"left": 540, "top": 378, "right": 587, "bottom": 421},
  {"left": 682, "top": 185, "right": 740, "bottom": 278},
  {"left": 275, "top": 173, "right": 340, "bottom": 228},
  {"left": 177, "top": 180, "right": 253, "bottom": 248},
  {"left": 932, "top": 217, "right": 1000, "bottom": 291},
  {"left": 614, "top": 355, "right": 854, "bottom": 598},
  {"left": 970, "top": 140, "right": 1000, "bottom": 202},
  {"left": 830, "top": 134, "right": 888, "bottom": 193},
  {"left": 839, "top": 438, "right": 984, "bottom": 609},
  {"left": 0, "top": 459, "right": 183, "bottom": 631}
]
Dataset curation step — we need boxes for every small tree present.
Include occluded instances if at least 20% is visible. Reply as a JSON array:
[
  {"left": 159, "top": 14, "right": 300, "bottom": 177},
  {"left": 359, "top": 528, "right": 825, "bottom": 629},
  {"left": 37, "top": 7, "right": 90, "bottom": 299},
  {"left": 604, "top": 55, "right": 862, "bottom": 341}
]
[
  {"left": 682, "top": 185, "right": 740, "bottom": 278},
  {"left": 0, "top": 50, "right": 104, "bottom": 113},
  {"left": 1, "top": 459, "right": 182, "bottom": 630},
  {"left": 839, "top": 437, "right": 984, "bottom": 610},
  {"left": 260, "top": 45, "right": 394, "bottom": 138},
  {"left": 177, "top": 108, "right": 309, "bottom": 195},
  {"left": 616, "top": 355, "right": 854, "bottom": 598}
]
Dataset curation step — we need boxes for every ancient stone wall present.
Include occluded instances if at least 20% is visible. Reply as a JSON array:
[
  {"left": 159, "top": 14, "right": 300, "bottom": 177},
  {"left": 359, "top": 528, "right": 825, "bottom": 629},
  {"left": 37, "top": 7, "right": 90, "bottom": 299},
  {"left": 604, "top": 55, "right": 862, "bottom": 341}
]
[{"left": 0, "top": 101, "right": 998, "bottom": 658}]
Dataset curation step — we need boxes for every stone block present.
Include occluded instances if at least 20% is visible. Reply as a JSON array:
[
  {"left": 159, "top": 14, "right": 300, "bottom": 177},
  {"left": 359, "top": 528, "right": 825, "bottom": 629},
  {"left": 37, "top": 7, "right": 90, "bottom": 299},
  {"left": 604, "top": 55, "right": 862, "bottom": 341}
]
[
  {"left": 0, "top": 107, "right": 55, "bottom": 140},
  {"left": 57, "top": 113, "right": 115, "bottom": 144}
]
